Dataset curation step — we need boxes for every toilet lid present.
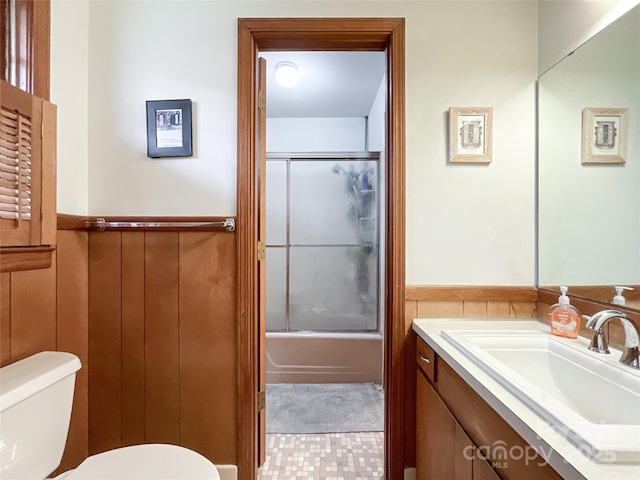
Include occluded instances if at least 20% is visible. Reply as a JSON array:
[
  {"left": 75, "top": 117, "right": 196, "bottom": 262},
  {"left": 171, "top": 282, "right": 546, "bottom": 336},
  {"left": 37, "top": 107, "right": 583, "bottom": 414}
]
[{"left": 66, "top": 444, "right": 221, "bottom": 480}]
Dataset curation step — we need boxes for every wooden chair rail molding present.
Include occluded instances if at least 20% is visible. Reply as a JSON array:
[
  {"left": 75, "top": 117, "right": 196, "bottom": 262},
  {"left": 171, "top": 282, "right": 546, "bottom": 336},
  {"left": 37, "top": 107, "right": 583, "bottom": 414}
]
[
  {"left": 406, "top": 285, "right": 537, "bottom": 303},
  {"left": 405, "top": 286, "right": 539, "bottom": 323},
  {"left": 57, "top": 214, "right": 89, "bottom": 230}
]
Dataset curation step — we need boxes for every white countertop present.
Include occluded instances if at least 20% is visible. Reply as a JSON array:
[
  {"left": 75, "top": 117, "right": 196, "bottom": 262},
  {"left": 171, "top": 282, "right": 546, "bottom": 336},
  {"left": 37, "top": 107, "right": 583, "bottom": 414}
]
[{"left": 412, "top": 318, "right": 640, "bottom": 480}]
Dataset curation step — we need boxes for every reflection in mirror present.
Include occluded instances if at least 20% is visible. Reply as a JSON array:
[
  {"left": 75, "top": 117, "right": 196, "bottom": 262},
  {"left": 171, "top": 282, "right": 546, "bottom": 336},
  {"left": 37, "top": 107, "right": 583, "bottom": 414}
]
[{"left": 538, "top": 6, "right": 640, "bottom": 310}]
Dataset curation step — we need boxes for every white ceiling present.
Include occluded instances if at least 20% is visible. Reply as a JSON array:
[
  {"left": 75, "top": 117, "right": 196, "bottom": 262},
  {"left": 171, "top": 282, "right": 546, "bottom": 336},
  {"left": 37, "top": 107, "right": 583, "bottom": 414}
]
[{"left": 259, "top": 51, "right": 386, "bottom": 119}]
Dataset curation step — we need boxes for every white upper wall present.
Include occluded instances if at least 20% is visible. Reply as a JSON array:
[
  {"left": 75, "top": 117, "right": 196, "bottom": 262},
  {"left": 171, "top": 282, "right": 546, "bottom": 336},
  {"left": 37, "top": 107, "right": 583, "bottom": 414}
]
[
  {"left": 51, "top": 0, "right": 89, "bottom": 215},
  {"left": 538, "top": 0, "right": 640, "bottom": 74},
  {"left": 405, "top": 0, "right": 537, "bottom": 285},
  {"left": 52, "top": 0, "right": 540, "bottom": 286}
]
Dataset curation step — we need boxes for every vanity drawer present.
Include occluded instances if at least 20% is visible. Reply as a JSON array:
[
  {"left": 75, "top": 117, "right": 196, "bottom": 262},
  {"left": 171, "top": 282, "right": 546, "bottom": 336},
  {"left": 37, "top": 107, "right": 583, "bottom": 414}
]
[{"left": 416, "top": 338, "right": 436, "bottom": 383}]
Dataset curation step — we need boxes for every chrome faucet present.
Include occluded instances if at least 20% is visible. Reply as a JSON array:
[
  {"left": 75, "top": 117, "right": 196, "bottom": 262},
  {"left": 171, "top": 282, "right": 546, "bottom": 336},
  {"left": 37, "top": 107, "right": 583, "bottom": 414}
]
[{"left": 582, "top": 309, "right": 640, "bottom": 369}]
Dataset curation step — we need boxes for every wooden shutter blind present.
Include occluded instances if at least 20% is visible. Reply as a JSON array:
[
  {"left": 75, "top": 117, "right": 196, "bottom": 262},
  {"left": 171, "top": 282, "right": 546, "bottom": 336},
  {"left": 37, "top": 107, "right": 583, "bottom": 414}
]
[
  {"left": 0, "top": 80, "right": 56, "bottom": 248},
  {"left": 0, "top": 108, "right": 33, "bottom": 221}
]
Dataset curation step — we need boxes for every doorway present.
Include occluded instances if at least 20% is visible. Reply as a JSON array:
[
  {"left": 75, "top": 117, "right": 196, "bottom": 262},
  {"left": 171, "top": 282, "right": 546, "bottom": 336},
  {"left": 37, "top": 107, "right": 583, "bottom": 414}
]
[
  {"left": 262, "top": 152, "right": 384, "bottom": 475},
  {"left": 236, "top": 18, "right": 405, "bottom": 480}
]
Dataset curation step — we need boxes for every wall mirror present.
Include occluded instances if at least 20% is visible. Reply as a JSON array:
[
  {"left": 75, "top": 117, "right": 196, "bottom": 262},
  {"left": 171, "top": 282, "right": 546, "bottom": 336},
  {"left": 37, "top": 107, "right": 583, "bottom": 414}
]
[{"left": 538, "top": 5, "right": 640, "bottom": 309}]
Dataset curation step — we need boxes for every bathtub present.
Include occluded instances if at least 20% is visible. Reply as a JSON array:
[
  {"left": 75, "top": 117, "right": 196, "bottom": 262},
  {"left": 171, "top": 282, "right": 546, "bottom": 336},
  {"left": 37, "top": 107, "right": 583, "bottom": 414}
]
[{"left": 266, "top": 332, "right": 383, "bottom": 384}]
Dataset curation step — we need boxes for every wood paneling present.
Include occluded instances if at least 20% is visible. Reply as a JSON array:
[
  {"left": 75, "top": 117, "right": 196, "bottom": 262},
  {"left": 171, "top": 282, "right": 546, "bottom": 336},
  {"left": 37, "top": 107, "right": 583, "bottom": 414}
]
[
  {"left": 463, "top": 301, "right": 488, "bottom": 317},
  {"left": 487, "top": 301, "right": 511, "bottom": 317},
  {"left": 55, "top": 230, "right": 89, "bottom": 471},
  {"left": 510, "top": 301, "right": 536, "bottom": 318},
  {"left": 418, "top": 300, "right": 464, "bottom": 318},
  {"left": 87, "top": 229, "right": 238, "bottom": 465},
  {"left": 2, "top": 219, "right": 238, "bottom": 469},
  {"left": 10, "top": 252, "right": 57, "bottom": 360},
  {"left": 0, "top": 226, "right": 88, "bottom": 473},
  {"left": 407, "top": 286, "right": 537, "bottom": 321},
  {"left": 406, "top": 285, "right": 537, "bottom": 302},
  {"left": 121, "top": 232, "right": 146, "bottom": 446},
  {"left": 179, "top": 232, "right": 237, "bottom": 462},
  {"left": 144, "top": 232, "right": 180, "bottom": 444},
  {"left": 88, "top": 232, "right": 122, "bottom": 454},
  {"left": 0, "top": 272, "right": 10, "bottom": 366}
]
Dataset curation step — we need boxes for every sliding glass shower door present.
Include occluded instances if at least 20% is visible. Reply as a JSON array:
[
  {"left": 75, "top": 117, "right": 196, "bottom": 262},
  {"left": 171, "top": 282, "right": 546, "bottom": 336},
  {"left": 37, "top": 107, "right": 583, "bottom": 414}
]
[{"left": 266, "top": 154, "right": 379, "bottom": 332}]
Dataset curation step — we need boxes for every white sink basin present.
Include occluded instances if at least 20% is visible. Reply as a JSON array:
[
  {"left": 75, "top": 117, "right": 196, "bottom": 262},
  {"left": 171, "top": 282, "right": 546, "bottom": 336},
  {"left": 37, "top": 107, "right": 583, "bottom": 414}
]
[{"left": 441, "top": 330, "right": 640, "bottom": 464}]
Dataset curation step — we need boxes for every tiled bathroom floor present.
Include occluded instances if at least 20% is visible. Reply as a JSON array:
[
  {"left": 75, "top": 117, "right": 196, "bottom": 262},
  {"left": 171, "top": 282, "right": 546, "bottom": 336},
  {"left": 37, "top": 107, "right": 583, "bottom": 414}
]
[{"left": 259, "top": 432, "right": 384, "bottom": 479}]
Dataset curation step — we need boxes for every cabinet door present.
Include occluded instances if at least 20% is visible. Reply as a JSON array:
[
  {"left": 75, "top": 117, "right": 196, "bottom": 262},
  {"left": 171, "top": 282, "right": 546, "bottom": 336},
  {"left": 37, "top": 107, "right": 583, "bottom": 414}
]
[
  {"left": 474, "top": 453, "right": 502, "bottom": 480},
  {"left": 416, "top": 369, "right": 473, "bottom": 480}
]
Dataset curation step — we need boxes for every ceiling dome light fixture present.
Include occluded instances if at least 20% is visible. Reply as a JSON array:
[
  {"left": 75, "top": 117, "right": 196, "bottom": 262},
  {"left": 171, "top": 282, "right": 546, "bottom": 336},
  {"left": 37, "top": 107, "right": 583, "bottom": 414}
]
[{"left": 275, "top": 62, "right": 299, "bottom": 88}]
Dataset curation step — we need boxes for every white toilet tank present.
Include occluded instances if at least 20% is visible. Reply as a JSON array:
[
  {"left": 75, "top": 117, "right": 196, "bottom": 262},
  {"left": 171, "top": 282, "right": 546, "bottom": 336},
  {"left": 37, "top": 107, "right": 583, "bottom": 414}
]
[{"left": 0, "top": 351, "right": 81, "bottom": 480}]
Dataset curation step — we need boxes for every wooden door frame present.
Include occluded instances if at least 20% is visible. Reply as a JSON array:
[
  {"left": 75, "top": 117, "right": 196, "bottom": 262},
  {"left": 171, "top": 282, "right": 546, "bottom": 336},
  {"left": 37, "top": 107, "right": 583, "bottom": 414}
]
[{"left": 236, "top": 18, "right": 406, "bottom": 480}]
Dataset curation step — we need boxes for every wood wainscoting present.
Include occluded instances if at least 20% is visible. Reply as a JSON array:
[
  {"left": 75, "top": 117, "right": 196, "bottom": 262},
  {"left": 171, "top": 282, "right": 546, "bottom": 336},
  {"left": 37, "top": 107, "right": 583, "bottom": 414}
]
[
  {"left": 87, "top": 225, "right": 238, "bottom": 465},
  {"left": 1, "top": 221, "right": 89, "bottom": 473},
  {"left": 403, "top": 285, "right": 538, "bottom": 473},
  {"left": 1, "top": 214, "right": 238, "bottom": 474}
]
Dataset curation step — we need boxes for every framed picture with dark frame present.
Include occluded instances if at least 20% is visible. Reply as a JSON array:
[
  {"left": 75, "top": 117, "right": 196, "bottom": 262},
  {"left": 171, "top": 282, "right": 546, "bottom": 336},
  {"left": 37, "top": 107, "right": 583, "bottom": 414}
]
[{"left": 146, "top": 99, "right": 193, "bottom": 158}]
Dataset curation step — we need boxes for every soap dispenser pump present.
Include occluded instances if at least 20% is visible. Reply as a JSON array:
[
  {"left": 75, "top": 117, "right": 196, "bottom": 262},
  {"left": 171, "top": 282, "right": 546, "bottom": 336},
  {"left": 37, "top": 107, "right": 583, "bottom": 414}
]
[
  {"left": 548, "top": 286, "right": 580, "bottom": 339},
  {"left": 613, "top": 286, "right": 633, "bottom": 306}
]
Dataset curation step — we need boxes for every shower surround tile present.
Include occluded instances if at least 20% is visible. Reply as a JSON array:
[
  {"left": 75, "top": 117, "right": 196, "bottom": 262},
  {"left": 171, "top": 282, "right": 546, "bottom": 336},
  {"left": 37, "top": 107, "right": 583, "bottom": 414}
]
[{"left": 259, "top": 432, "right": 384, "bottom": 479}]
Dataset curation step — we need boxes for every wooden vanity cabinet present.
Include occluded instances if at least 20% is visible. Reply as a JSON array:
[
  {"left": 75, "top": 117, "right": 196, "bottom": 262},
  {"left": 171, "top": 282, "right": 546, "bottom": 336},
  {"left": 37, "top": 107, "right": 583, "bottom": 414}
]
[
  {"left": 417, "top": 368, "right": 499, "bottom": 480},
  {"left": 416, "top": 337, "right": 563, "bottom": 480}
]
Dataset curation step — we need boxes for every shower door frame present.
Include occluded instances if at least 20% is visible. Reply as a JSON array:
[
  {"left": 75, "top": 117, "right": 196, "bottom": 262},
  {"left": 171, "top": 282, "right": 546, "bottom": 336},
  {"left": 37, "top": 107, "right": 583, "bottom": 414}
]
[
  {"left": 266, "top": 152, "right": 382, "bottom": 334},
  {"left": 237, "top": 17, "right": 406, "bottom": 480}
]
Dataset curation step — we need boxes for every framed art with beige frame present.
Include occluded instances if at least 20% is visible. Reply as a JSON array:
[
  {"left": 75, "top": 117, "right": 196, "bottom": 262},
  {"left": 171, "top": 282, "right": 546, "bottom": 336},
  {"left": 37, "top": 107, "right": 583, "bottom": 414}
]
[
  {"left": 581, "top": 107, "right": 628, "bottom": 164},
  {"left": 448, "top": 107, "right": 493, "bottom": 163}
]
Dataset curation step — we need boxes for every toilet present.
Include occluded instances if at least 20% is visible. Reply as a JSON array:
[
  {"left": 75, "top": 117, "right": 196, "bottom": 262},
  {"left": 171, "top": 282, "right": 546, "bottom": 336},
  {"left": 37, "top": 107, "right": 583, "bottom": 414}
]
[{"left": 0, "top": 351, "right": 221, "bottom": 480}]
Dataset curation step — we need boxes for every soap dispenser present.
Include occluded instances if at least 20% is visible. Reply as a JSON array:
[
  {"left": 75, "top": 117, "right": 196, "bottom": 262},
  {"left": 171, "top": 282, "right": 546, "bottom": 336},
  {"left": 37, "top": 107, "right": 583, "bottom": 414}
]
[
  {"left": 548, "top": 286, "right": 580, "bottom": 339},
  {"left": 613, "top": 286, "right": 633, "bottom": 306}
]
